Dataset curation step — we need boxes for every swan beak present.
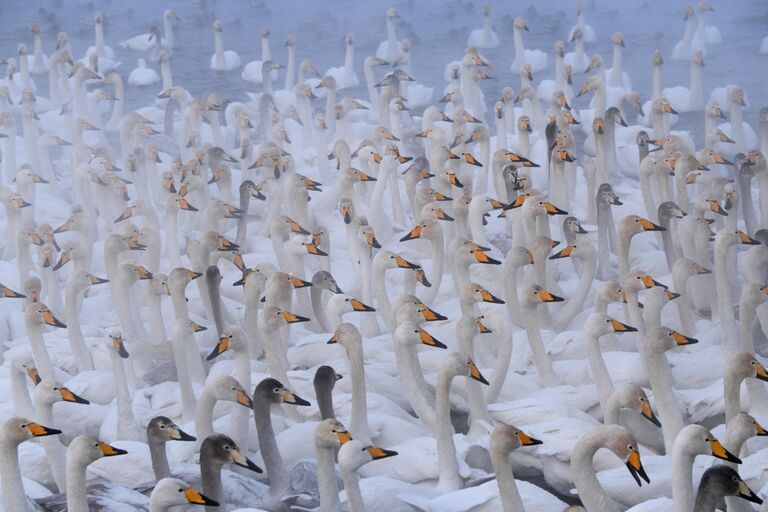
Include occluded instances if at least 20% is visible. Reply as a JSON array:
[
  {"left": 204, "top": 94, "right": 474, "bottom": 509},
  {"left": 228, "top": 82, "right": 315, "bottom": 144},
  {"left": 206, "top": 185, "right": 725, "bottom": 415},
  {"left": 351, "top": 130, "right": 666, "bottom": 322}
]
[
  {"left": 394, "top": 255, "right": 419, "bottom": 269},
  {"left": 207, "top": 335, "right": 230, "bottom": 360},
  {"left": 755, "top": 420, "right": 768, "bottom": 436},
  {"left": 468, "top": 361, "right": 490, "bottom": 385},
  {"left": 537, "top": 289, "right": 564, "bottom": 302},
  {"left": 136, "top": 266, "right": 153, "bottom": 280},
  {"left": 638, "top": 218, "right": 665, "bottom": 231},
  {"left": 609, "top": 195, "right": 623, "bottom": 206},
  {"left": 236, "top": 389, "right": 254, "bottom": 408},
  {"left": 59, "top": 387, "right": 90, "bottom": 404},
  {"left": 230, "top": 253, "right": 246, "bottom": 272},
  {"left": 625, "top": 449, "right": 650, "bottom": 486},
  {"left": 446, "top": 148, "right": 460, "bottom": 160},
  {"left": 366, "top": 446, "right": 399, "bottom": 460},
  {"left": 413, "top": 268, "right": 432, "bottom": 287},
  {"left": 503, "top": 194, "right": 528, "bottom": 211},
  {"left": 366, "top": 233, "right": 382, "bottom": 249},
  {"left": 187, "top": 269, "right": 203, "bottom": 280},
  {"left": 694, "top": 264, "right": 711, "bottom": 274},
  {"left": 280, "top": 310, "right": 311, "bottom": 323},
  {"left": 435, "top": 207, "right": 458, "bottom": 221},
  {"left": 670, "top": 331, "right": 698, "bottom": 345},
  {"left": 478, "top": 288, "right": 505, "bottom": 304},
  {"left": 665, "top": 104, "right": 678, "bottom": 115},
  {"left": 184, "top": 488, "right": 220, "bottom": 507},
  {"left": 610, "top": 319, "right": 638, "bottom": 332},
  {"left": 737, "top": 481, "right": 763, "bottom": 505},
  {"left": 54, "top": 219, "right": 72, "bottom": 233},
  {"left": 543, "top": 202, "right": 568, "bottom": 215},
  {"left": 446, "top": 173, "right": 463, "bottom": 188},
  {"left": 111, "top": 334, "right": 130, "bottom": 358},
  {"left": 708, "top": 200, "right": 728, "bottom": 216},
  {"left": 356, "top": 170, "right": 377, "bottom": 182},
  {"left": 14, "top": 196, "right": 32, "bottom": 208},
  {"left": 640, "top": 399, "right": 662, "bottom": 427},
  {"left": 418, "top": 328, "right": 447, "bottom": 349},
  {"left": 737, "top": 230, "right": 760, "bottom": 245},
  {"left": 281, "top": 389, "right": 311, "bottom": 406},
  {"left": 350, "top": 299, "right": 375, "bottom": 312},
  {"left": 719, "top": 133, "right": 735, "bottom": 144},
  {"left": 664, "top": 289, "right": 681, "bottom": 301},
  {"left": 290, "top": 275, "right": 313, "bottom": 288},
  {"left": 639, "top": 275, "right": 666, "bottom": 289},
  {"left": 305, "top": 243, "right": 328, "bottom": 256},
  {"left": 558, "top": 149, "right": 577, "bottom": 162},
  {"left": 475, "top": 316, "right": 492, "bottom": 334},
  {"left": 549, "top": 245, "right": 574, "bottom": 259},
  {"left": 710, "top": 439, "right": 741, "bottom": 463},
  {"left": 463, "top": 152, "right": 483, "bottom": 167},
  {"left": 231, "top": 449, "right": 263, "bottom": 473},
  {"left": 340, "top": 205, "right": 353, "bottom": 224},
  {"left": 724, "top": 192, "right": 735, "bottom": 210},
  {"left": 190, "top": 321, "right": 207, "bottom": 333},
  {"left": 472, "top": 250, "right": 502, "bottom": 265},
  {"left": 336, "top": 429, "right": 353, "bottom": 445},
  {"left": 415, "top": 129, "right": 431, "bottom": 138},
  {"left": 517, "top": 431, "right": 543, "bottom": 446},
  {"left": 1, "top": 285, "right": 26, "bottom": 298},
  {"left": 42, "top": 308, "right": 67, "bottom": 328},
  {"left": 754, "top": 362, "right": 768, "bottom": 381},
  {"left": 27, "top": 422, "right": 62, "bottom": 437},
  {"left": 99, "top": 442, "right": 128, "bottom": 457},
  {"left": 177, "top": 198, "right": 198, "bottom": 211},
  {"left": 400, "top": 225, "right": 423, "bottom": 241},
  {"left": 115, "top": 206, "right": 134, "bottom": 222},
  {"left": 420, "top": 305, "right": 448, "bottom": 321},
  {"left": 287, "top": 219, "right": 310, "bottom": 235}
]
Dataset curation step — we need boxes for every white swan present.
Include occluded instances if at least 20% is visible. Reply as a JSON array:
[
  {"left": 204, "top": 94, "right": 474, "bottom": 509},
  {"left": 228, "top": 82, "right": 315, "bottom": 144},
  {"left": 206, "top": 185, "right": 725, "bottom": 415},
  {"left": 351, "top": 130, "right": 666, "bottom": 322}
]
[
  {"left": 467, "top": 4, "right": 499, "bottom": 49},
  {"left": 128, "top": 58, "right": 160, "bottom": 87},
  {"left": 210, "top": 20, "right": 241, "bottom": 71}
]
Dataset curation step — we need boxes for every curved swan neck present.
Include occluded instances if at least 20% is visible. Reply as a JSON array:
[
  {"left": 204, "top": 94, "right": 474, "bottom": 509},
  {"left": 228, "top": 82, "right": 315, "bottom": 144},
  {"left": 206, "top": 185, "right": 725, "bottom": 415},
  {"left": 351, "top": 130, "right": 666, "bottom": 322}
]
[
  {"left": 149, "top": 436, "right": 171, "bottom": 481},
  {"left": 435, "top": 370, "right": 462, "bottom": 491},
  {"left": 491, "top": 447, "right": 525, "bottom": 512},
  {"left": 0, "top": 440, "right": 27, "bottom": 512},
  {"left": 253, "top": 397, "right": 288, "bottom": 495},
  {"left": 571, "top": 428, "right": 623, "bottom": 512}
]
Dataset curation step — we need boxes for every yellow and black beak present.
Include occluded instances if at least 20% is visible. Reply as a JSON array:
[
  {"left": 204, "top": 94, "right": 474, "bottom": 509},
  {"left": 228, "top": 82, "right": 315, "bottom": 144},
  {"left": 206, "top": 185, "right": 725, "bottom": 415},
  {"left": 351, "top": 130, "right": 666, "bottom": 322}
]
[
  {"left": 280, "top": 389, "right": 311, "bottom": 406},
  {"left": 136, "top": 266, "right": 153, "bottom": 280},
  {"left": 26, "top": 422, "right": 62, "bottom": 437},
  {"left": 475, "top": 316, "right": 493, "bottom": 334},
  {"left": 625, "top": 448, "right": 650, "bottom": 486},
  {"left": 230, "top": 448, "right": 263, "bottom": 473},
  {"left": 754, "top": 361, "right": 768, "bottom": 382},
  {"left": 502, "top": 194, "right": 528, "bottom": 212},
  {"left": 755, "top": 420, "right": 768, "bottom": 436},
  {"left": 517, "top": 431, "right": 543, "bottom": 446},
  {"left": 41, "top": 308, "right": 67, "bottom": 328},
  {"left": 708, "top": 200, "right": 727, "bottom": 216},
  {"left": 286, "top": 218, "right": 310, "bottom": 235},
  {"left": 639, "top": 275, "right": 666, "bottom": 289},
  {"left": 610, "top": 318, "right": 638, "bottom": 332},
  {"left": 236, "top": 389, "right": 254, "bottom": 408},
  {"left": 434, "top": 208, "right": 454, "bottom": 221},
  {"left": 279, "top": 310, "right": 311, "bottom": 323},
  {"left": 543, "top": 202, "right": 568, "bottom": 215},
  {"left": 366, "top": 232, "right": 382, "bottom": 249},
  {"left": 640, "top": 398, "right": 661, "bottom": 427},
  {"left": 537, "top": 289, "right": 564, "bottom": 302},
  {"left": 99, "top": 442, "right": 128, "bottom": 457},
  {"left": 115, "top": 206, "right": 133, "bottom": 222},
  {"left": 59, "top": 387, "right": 90, "bottom": 404},
  {"left": 184, "top": 488, "right": 220, "bottom": 507},
  {"left": 664, "top": 289, "right": 681, "bottom": 301},
  {"left": 336, "top": 429, "right": 353, "bottom": 445},
  {"left": 206, "top": 334, "right": 230, "bottom": 361},
  {"left": 468, "top": 360, "right": 490, "bottom": 385},
  {"left": 26, "top": 367, "right": 41, "bottom": 385},
  {"left": 737, "top": 480, "right": 763, "bottom": 505},
  {"left": 111, "top": 334, "right": 130, "bottom": 358},
  {"left": 87, "top": 273, "right": 109, "bottom": 285},
  {"left": 709, "top": 438, "right": 741, "bottom": 463},
  {"left": 419, "top": 304, "right": 448, "bottom": 321},
  {"left": 418, "top": 328, "right": 447, "bottom": 349},
  {"left": 737, "top": 230, "right": 760, "bottom": 245},
  {"left": 400, "top": 225, "right": 423, "bottom": 241},
  {"left": 366, "top": 445, "right": 399, "bottom": 460},
  {"left": 304, "top": 243, "right": 328, "bottom": 256},
  {"left": 190, "top": 321, "right": 207, "bottom": 333},
  {"left": 1, "top": 285, "right": 26, "bottom": 298},
  {"left": 413, "top": 268, "right": 432, "bottom": 287},
  {"left": 472, "top": 250, "right": 501, "bottom": 265},
  {"left": 177, "top": 198, "right": 198, "bottom": 211},
  {"left": 558, "top": 149, "right": 577, "bottom": 162},
  {"left": 549, "top": 245, "right": 574, "bottom": 260},
  {"left": 638, "top": 218, "right": 665, "bottom": 231},
  {"left": 478, "top": 288, "right": 505, "bottom": 304},
  {"left": 394, "top": 255, "right": 419, "bottom": 269},
  {"left": 350, "top": 299, "right": 376, "bottom": 312},
  {"left": 463, "top": 152, "right": 483, "bottom": 167},
  {"left": 289, "top": 274, "right": 313, "bottom": 288},
  {"left": 670, "top": 330, "right": 699, "bottom": 345}
]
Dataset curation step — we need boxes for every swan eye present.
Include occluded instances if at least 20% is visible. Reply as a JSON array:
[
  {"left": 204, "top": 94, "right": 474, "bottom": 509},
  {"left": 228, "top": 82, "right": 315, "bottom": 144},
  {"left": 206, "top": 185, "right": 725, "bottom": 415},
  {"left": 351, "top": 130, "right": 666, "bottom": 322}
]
[
  {"left": 224, "top": 445, "right": 230, "bottom": 450},
  {"left": 160, "top": 425, "right": 165, "bottom": 429},
  {"left": 273, "top": 387, "right": 280, "bottom": 393},
  {"left": 413, "top": 330, "right": 419, "bottom": 334}
]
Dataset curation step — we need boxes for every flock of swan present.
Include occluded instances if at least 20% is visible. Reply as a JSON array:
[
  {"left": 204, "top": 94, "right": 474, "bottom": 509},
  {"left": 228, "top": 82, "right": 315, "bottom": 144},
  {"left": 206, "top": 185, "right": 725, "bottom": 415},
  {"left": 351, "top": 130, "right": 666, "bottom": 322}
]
[{"left": 1, "top": 1, "right": 768, "bottom": 511}]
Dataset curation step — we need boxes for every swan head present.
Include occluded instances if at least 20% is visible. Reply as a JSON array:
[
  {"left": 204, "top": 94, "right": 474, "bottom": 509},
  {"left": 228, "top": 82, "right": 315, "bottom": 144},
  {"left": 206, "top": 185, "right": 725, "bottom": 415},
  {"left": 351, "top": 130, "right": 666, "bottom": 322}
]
[
  {"left": 30, "top": 23, "right": 41, "bottom": 35},
  {"left": 205, "top": 375, "right": 253, "bottom": 409},
  {"left": 652, "top": 51, "right": 664, "bottom": 66},
  {"left": 70, "top": 435, "right": 128, "bottom": 464},
  {"left": 339, "top": 439, "right": 398, "bottom": 471},
  {"left": 386, "top": 8, "right": 400, "bottom": 19},
  {"left": 595, "top": 426, "right": 649, "bottom": 486},
  {"left": 613, "top": 32, "right": 625, "bottom": 47},
  {"left": 463, "top": 282, "right": 504, "bottom": 305},
  {"left": 728, "top": 352, "right": 768, "bottom": 382},
  {"left": 514, "top": 17, "right": 528, "bottom": 31},
  {"left": 11, "top": 354, "right": 38, "bottom": 383},
  {"left": 164, "top": 9, "right": 180, "bottom": 21},
  {"left": 56, "top": 31, "right": 69, "bottom": 49},
  {"left": 698, "top": 0, "right": 714, "bottom": 12},
  {"left": 729, "top": 86, "right": 746, "bottom": 107},
  {"left": 570, "top": 26, "right": 583, "bottom": 42},
  {"left": 585, "top": 313, "right": 637, "bottom": 339},
  {"left": 681, "top": 425, "right": 741, "bottom": 463},
  {"left": 201, "top": 434, "right": 262, "bottom": 473},
  {"left": 317, "top": 418, "right": 353, "bottom": 449},
  {"left": 151, "top": 478, "right": 219, "bottom": 508},
  {"left": 491, "top": 424, "right": 543, "bottom": 456},
  {"left": 328, "top": 322, "right": 362, "bottom": 348},
  {"left": 576, "top": 75, "right": 602, "bottom": 98},
  {"left": 255, "top": 377, "right": 311, "bottom": 407},
  {"left": 213, "top": 20, "right": 223, "bottom": 32},
  {"left": 646, "top": 327, "right": 699, "bottom": 354},
  {"left": 658, "top": 201, "right": 686, "bottom": 221},
  {"left": 441, "top": 352, "right": 489, "bottom": 385},
  {"left": 17, "top": 43, "right": 28, "bottom": 56},
  {"left": 94, "top": 11, "right": 104, "bottom": 24},
  {"left": 327, "top": 294, "right": 375, "bottom": 316},
  {"left": 261, "top": 305, "right": 311, "bottom": 330},
  {"left": 2, "top": 417, "right": 61, "bottom": 444},
  {"left": 520, "top": 63, "right": 533, "bottom": 81},
  {"left": 586, "top": 54, "right": 603, "bottom": 73},
  {"left": 481, "top": 3, "right": 490, "bottom": 16},
  {"left": 692, "top": 50, "right": 705, "bottom": 67},
  {"left": 375, "top": 249, "right": 420, "bottom": 271},
  {"left": 34, "top": 379, "right": 90, "bottom": 406},
  {"left": 521, "top": 284, "right": 564, "bottom": 306},
  {"left": 684, "top": 4, "right": 695, "bottom": 20}
]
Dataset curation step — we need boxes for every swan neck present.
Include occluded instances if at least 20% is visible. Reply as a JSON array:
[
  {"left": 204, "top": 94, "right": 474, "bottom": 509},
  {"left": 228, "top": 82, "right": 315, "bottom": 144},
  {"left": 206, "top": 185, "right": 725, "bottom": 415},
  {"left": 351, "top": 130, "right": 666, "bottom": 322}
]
[{"left": 0, "top": 441, "right": 27, "bottom": 512}]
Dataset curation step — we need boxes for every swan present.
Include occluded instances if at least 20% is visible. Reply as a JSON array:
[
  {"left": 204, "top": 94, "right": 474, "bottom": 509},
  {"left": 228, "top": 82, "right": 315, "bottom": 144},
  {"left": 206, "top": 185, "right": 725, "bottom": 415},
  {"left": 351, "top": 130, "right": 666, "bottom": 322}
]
[
  {"left": 149, "top": 477, "right": 220, "bottom": 510},
  {"left": 565, "top": 26, "right": 589, "bottom": 74},
  {"left": 694, "top": 466, "right": 762, "bottom": 511},
  {"left": 338, "top": 439, "right": 400, "bottom": 511},
  {"left": 511, "top": 17, "right": 547, "bottom": 73},
  {"left": 662, "top": 51, "right": 705, "bottom": 113},
  {"left": 120, "top": 10, "right": 180, "bottom": 51},
  {"left": 1, "top": 417, "right": 62, "bottom": 511},
  {"left": 325, "top": 34, "right": 359, "bottom": 90},
  {"left": 242, "top": 28, "right": 280, "bottom": 85},
  {"left": 210, "top": 20, "right": 241, "bottom": 71},
  {"left": 196, "top": 433, "right": 263, "bottom": 510},
  {"left": 28, "top": 24, "right": 49, "bottom": 75},
  {"left": 467, "top": 4, "right": 499, "bottom": 49},
  {"left": 146, "top": 416, "right": 195, "bottom": 481},
  {"left": 128, "top": 58, "right": 160, "bottom": 87},
  {"left": 376, "top": 8, "right": 403, "bottom": 63}
]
